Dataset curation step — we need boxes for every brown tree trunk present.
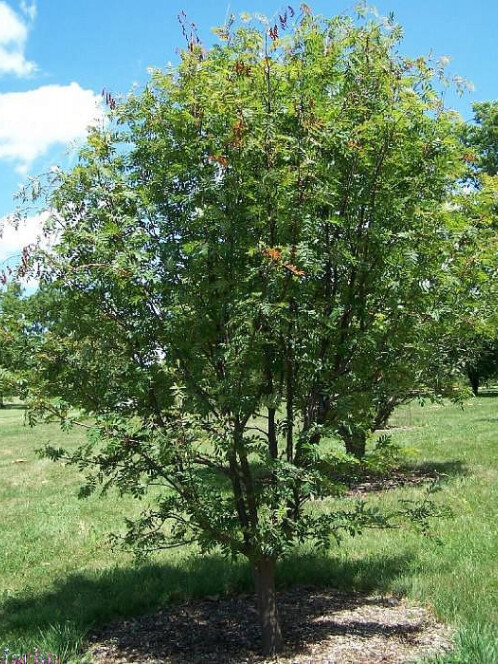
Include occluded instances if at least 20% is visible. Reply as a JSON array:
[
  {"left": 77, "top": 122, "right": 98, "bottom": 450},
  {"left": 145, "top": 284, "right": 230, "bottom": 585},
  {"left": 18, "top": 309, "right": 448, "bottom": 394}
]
[
  {"left": 467, "top": 366, "right": 480, "bottom": 396},
  {"left": 252, "top": 557, "right": 282, "bottom": 656},
  {"left": 373, "top": 399, "right": 396, "bottom": 431},
  {"left": 268, "top": 407, "right": 278, "bottom": 458},
  {"left": 343, "top": 428, "right": 367, "bottom": 459}
]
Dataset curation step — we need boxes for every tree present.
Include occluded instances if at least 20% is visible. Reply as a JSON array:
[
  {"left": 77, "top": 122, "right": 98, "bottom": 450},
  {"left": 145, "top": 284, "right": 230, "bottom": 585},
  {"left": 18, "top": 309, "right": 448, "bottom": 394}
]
[
  {"left": 0, "top": 283, "right": 27, "bottom": 406},
  {"left": 465, "top": 339, "right": 498, "bottom": 395},
  {"left": 464, "top": 101, "right": 498, "bottom": 177},
  {"left": 0, "top": 282, "right": 50, "bottom": 406},
  {"left": 19, "top": 8, "right": 468, "bottom": 655},
  {"left": 455, "top": 101, "right": 498, "bottom": 395}
]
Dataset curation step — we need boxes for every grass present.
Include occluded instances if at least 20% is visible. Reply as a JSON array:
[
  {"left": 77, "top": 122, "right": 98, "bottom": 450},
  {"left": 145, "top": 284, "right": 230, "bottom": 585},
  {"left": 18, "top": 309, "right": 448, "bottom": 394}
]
[{"left": 1, "top": 395, "right": 498, "bottom": 662}]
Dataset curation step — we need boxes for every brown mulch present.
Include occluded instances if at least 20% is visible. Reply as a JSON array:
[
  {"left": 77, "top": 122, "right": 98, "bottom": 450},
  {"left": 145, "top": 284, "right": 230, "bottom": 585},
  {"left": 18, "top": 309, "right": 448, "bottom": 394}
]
[
  {"left": 346, "top": 467, "right": 443, "bottom": 496},
  {"left": 88, "top": 588, "right": 453, "bottom": 663}
]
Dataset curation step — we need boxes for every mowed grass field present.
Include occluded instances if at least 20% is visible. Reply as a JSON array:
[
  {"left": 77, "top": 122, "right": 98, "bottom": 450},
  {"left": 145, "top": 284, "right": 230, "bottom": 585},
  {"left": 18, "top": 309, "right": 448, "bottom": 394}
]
[{"left": 1, "top": 396, "right": 497, "bottom": 663}]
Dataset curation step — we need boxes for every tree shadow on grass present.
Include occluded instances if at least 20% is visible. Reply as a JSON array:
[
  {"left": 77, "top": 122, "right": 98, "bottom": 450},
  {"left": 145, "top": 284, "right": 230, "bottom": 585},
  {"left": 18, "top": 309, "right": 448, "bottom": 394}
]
[
  {"left": 400, "top": 459, "right": 467, "bottom": 479},
  {"left": 2, "top": 551, "right": 415, "bottom": 658},
  {"left": 472, "top": 416, "right": 498, "bottom": 424}
]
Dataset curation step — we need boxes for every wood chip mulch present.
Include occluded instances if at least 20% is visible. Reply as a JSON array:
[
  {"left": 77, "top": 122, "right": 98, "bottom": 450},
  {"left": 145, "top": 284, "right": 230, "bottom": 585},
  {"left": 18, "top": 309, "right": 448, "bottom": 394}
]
[
  {"left": 346, "top": 467, "right": 443, "bottom": 496},
  {"left": 88, "top": 588, "right": 453, "bottom": 663}
]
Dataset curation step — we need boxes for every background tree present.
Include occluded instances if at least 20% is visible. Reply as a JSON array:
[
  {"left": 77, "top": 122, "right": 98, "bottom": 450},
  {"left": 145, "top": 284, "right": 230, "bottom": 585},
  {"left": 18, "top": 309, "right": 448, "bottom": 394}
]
[
  {"left": 0, "top": 281, "right": 52, "bottom": 406},
  {"left": 0, "top": 282, "right": 28, "bottom": 406},
  {"left": 464, "top": 101, "right": 498, "bottom": 177},
  {"left": 457, "top": 101, "right": 498, "bottom": 394},
  {"left": 19, "top": 8, "right": 468, "bottom": 655},
  {"left": 465, "top": 340, "right": 498, "bottom": 395}
]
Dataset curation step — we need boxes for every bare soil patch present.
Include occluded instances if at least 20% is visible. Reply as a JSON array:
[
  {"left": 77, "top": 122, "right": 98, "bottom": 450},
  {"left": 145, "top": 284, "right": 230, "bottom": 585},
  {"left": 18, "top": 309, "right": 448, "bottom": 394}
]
[{"left": 89, "top": 588, "right": 453, "bottom": 663}]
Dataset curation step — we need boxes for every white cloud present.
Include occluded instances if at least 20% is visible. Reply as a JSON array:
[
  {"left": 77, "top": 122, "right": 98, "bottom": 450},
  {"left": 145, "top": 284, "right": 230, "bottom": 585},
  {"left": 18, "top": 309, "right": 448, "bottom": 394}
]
[
  {"left": 0, "top": 82, "right": 103, "bottom": 173},
  {"left": 0, "top": 210, "right": 55, "bottom": 289},
  {"left": 0, "top": 210, "right": 48, "bottom": 265},
  {"left": 0, "top": 1, "right": 36, "bottom": 77}
]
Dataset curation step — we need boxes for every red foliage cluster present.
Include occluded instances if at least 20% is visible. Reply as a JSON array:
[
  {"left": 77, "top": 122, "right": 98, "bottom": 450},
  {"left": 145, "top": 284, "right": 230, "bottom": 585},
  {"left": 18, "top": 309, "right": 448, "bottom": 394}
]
[
  {"left": 262, "top": 248, "right": 305, "bottom": 277},
  {"left": 101, "top": 89, "right": 116, "bottom": 111},
  {"left": 208, "top": 154, "right": 228, "bottom": 168}
]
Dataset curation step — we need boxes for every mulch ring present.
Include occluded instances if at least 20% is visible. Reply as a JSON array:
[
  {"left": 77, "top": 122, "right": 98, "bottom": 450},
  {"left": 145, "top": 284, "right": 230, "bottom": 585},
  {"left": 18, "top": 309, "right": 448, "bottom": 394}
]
[
  {"left": 346, "top": 467, "right": 444, "bottom": 496},
  {"left": 88, "top": 587, "right": 453, "bottom": 663}
]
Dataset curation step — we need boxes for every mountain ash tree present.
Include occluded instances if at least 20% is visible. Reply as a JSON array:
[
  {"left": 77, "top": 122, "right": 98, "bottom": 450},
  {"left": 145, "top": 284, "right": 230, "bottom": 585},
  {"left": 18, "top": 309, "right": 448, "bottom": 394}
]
[{"left": 18, "top": 8, "right": 471, "bottom": 655}]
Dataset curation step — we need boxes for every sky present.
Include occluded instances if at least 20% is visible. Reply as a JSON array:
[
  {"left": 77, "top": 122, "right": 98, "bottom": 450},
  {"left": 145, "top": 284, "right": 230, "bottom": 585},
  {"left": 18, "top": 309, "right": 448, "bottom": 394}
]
[{"left": 0, "top": 0, "right": 497, "bottom": 271}]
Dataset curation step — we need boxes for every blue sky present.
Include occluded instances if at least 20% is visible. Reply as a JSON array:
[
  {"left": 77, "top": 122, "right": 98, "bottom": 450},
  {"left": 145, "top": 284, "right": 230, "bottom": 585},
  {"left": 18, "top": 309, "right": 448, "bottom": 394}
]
[{"left": 1, "top": 0, "right": 497, "bottom": 269}]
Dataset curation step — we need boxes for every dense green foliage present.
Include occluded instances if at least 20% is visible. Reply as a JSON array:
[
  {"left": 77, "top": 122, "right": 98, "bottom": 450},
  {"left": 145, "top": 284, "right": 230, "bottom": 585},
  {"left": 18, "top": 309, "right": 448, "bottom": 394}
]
[
  {"left": 456, "top": 100, "right": 498, "bottom": 394},
  {"left": 464, "top": 101, "right": 498, "bottom": 177},
  {"left": 0, "top": 284, "right": 31, "bottom": 405},
  {"left": 0, "top": 283, "right": 55, "bottom": 406}
]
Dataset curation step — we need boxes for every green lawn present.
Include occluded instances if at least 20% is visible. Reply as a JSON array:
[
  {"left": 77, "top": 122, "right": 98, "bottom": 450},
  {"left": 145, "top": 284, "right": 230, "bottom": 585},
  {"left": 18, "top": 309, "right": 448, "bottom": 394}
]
[{"left": 1, "top": 396, "right": 497, "bottom": 662}]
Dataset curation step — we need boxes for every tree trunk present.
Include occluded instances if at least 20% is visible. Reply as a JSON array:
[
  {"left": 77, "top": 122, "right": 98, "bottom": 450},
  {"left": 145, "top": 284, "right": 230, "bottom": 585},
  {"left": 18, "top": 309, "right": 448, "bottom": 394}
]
[
  {"left": 268, "top": 407, "right": 278, "bottom": 458},
  {"left": 467, "top": 367, "right": 480, "bottom": 396},
  {"left": 343, "top": 429, "right": 367, "bottom": 459},
  {"left": 373, "top": 399, "right": 396, "bottom": 431},
  {"left": 252, "top": 557, "right": 282, "bottom": 656}
]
